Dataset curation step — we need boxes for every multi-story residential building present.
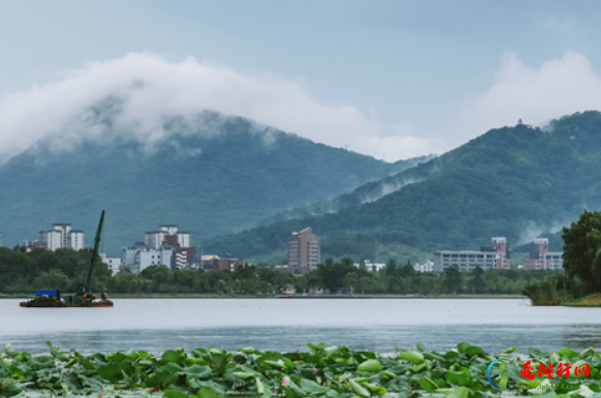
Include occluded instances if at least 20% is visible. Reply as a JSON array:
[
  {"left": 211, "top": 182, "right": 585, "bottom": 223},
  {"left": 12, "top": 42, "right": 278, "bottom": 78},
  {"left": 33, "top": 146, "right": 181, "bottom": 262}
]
[
  {"left": 414, "top": 261, "right": 434, "bottom": 272},
  {"left": 523, "top": 238, "right": 563, "bottom": 270},
  {"left": 122, "top": 243, "right": 173, "bottom": 273},
  {"left": 543, "top": 252, "right": 564, "bottom": 270},
  {"left": 145, "top": 225, "right": 194, "bottom": 269},
  {"left": 145, "top": 225, "right": 190, "bottom": 249},
  {"left": 200, "top": 255, "right": 245, "bottom": 271},
  {"left": 287, "top": 227, "right": 320, "bottom": 274},
  {"left": 36, "top": 223, "right": 84, "bottom": 251},
  {"left": 433, "top": 237, "right": 511, "bottom": 272},
  {"left": 100, "top": 253, "right": 122, "bottom": 276}
]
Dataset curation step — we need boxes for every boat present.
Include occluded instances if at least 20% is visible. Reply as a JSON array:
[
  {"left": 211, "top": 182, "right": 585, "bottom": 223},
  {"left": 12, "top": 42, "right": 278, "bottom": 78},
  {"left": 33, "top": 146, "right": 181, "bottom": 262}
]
[{"left": 20, "top": 210, "right": 114, "bottom": 308}]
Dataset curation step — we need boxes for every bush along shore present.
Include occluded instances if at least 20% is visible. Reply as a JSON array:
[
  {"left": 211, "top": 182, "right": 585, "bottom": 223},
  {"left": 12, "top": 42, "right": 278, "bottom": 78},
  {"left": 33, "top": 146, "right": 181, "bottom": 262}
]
[{"left": 2, "top": 342, "right": 601, "bottom": 398}]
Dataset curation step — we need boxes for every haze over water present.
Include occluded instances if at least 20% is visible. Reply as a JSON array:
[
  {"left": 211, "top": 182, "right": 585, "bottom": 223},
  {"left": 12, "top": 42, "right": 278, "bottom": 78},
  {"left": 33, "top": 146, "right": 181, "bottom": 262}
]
[{"left": 3, "top": 298, "right": 601, "bottom": 354}]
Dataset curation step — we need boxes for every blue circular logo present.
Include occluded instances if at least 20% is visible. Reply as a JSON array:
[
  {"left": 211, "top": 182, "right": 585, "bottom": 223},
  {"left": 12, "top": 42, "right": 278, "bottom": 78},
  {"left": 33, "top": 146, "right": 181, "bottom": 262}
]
[{"left": 487, "top": 358, "right": 510, "bottom": 389}]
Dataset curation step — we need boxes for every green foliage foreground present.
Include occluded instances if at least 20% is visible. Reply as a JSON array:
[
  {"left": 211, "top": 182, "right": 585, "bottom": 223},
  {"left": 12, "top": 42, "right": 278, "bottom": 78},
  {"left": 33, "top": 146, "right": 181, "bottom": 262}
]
[{"left": 2, "top": 342, "right": 601, "bottom": 398}]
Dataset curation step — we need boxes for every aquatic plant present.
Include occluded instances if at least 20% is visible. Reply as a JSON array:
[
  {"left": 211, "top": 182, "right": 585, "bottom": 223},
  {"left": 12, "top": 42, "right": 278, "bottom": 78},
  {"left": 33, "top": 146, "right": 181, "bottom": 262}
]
[
  {"left": 1, "top": 341, "right": 600, "bottom": 397},
  {"left": 522, "top": 273, "right": 575, "bottom": 305}
]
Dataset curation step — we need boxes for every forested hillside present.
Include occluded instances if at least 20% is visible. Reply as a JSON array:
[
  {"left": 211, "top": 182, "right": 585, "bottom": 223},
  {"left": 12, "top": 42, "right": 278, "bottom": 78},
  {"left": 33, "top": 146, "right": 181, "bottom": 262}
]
[
  {"left": 206, "top": 111, "right": 601, "bottom": 262},
  {"left": 0, "top": 110, "right": 419, "bottom": 254}
]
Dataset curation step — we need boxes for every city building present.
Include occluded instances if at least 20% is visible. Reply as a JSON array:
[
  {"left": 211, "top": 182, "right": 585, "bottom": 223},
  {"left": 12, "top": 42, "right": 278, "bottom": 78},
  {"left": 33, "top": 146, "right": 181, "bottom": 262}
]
[
  {"left": 122, "top": 243, "right": 174, "bottom": 274},
  {"left": 145, "top": 225, "right": 194, "bottom": 269},
  {"left": 287, "top": 227, "right": 320, "bottom": 274},
  {"left": 433, "top": 237, "right": 511, "bottom": 272},
  {"left": 199, "top": 255, "right": 245, "bottom": 271},
  {"left": 25, "top": 223, "right": 85, "bottom": 251},
  {"left": 100, "top": 253, "right": 122, "bottom": 276},
  {"left": 414, "top": 261, "right": 434, "bottom": 272},
  {"left": 523, "top": 238, "right": 563, "bottom": 270},
  {"left": 145, "top": 225, "right": 190, "bottom": 250}
]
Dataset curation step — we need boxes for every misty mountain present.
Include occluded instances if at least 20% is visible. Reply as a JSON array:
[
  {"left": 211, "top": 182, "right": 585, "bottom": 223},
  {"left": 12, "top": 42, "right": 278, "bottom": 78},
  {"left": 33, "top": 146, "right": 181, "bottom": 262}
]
[
  {"left": 0, "top": 110, "right": 420, "bottom": 254},
  {"left": 205, "top": 111, "right": 601, "bottom": 263}
]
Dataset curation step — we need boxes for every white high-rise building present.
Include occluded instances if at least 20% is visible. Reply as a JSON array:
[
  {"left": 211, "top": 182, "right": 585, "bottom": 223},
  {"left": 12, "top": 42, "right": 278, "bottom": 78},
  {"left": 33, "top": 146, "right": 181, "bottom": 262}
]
[
  {"left": 143, "top": 225, "right": 195, "bottom": 269},
  {"left": 39, "top": 223, "right": 84, "bottom": 251},
  {"left": 145, "top": 225, "right": 191, "bottom": 249}
]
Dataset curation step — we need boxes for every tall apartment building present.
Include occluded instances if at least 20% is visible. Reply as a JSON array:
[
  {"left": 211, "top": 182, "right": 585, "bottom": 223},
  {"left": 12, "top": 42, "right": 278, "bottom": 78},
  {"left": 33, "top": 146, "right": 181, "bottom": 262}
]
[
  {"left": 287, "top": 227, "right": 320, "bottom": 274},
  {"left": 433, "top": 237, "right": 511, "bottom": 272},
  {"left": 38, "top": 223, "right": 84, "bottom": 251},
  {"left": 523, "top": 238, "right": 563, "bottom": 270},
  {"left": 145, "top": 225, "right": 190, "bottom": 249}
]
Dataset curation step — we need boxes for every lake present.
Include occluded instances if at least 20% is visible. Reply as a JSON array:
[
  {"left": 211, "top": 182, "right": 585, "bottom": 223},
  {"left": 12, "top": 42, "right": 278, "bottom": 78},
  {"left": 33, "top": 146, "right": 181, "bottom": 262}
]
[{"left": 2, "top": 298, "right": 601, "bottom": 354}]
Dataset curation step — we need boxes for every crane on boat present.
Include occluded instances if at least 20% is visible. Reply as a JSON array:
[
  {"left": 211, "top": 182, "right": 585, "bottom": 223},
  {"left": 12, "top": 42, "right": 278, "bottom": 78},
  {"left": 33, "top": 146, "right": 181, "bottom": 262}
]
[{"left": 20, "top": 210, "right": 113, "bottom": 308}]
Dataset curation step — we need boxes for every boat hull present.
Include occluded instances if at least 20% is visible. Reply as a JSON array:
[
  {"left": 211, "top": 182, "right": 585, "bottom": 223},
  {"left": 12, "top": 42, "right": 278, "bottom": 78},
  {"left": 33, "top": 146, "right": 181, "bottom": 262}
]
[{"left": 20, "top": 300, "right": 114, "bottom": 308}]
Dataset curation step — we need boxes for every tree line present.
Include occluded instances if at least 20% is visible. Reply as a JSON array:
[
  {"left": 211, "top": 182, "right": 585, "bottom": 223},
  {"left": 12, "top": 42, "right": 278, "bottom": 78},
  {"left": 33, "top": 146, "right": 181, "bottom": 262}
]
[{"left": 0, "top": 246, "right": 558, "bottom": 296}]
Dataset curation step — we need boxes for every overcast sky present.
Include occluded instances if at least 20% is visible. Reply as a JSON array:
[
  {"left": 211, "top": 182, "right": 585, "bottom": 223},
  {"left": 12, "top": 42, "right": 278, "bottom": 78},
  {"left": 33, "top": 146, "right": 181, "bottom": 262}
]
[{"left": 2, "top": 1, "right": 601, "bottom": 161}]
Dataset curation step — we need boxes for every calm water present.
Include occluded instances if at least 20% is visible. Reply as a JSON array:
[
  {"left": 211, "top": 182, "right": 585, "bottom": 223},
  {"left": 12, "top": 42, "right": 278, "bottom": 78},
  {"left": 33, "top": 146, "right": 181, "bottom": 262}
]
[{"left": 2, "top": 298, "right": 601, "bottom": 354}]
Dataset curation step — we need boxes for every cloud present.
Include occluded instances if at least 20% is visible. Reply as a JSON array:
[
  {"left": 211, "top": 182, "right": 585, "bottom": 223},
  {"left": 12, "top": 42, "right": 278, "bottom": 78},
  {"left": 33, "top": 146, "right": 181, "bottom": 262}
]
[
  {"left": 450, "top": 52, "right": 601, "bottom": 147},
  {"left": 0, "top": 52, "right": 430, "bottom": 163}
]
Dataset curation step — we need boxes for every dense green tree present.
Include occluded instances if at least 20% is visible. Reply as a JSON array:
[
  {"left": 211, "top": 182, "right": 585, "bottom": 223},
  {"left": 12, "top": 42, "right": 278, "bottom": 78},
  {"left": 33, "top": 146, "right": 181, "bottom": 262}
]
[
  {"left": 562, "top": 210, "right": 601, "bottom": 292},
  {"left": 0, "top": 247, "right": 565, "bottom": 296},
  {"left": 31, "top": 269, "right": 71, "bottom": 291},
  {"left": 469, "top": 266, "right": 485, "bottom": 294},
  {"left": 399, "top": 261, "right": 415, "bottom": 278},
  {"left": 385, "top": 259, "right": 397, "bottom": 275},
  {"left": 443, "top": 265, "right": 462, "bottom": 294}
]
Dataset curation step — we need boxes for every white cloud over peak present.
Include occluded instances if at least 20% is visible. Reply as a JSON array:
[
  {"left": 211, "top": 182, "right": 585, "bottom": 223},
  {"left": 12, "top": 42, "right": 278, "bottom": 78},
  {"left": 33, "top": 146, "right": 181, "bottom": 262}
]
[
  {"left": 3, "top": 51, "right": 601, "bottom": 165},
  {"left": 0, "top": 53, "right": 432, "bottom": 163},
  {"left": 452, "top": 52, "right": 601, "bottom": 145}
]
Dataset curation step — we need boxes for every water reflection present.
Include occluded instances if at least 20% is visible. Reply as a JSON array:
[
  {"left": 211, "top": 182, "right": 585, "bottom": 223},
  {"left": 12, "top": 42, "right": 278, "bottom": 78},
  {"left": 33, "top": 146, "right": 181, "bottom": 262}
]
[
  {"left": 5, "top": 324, "right": 601, "bottom": 354},
  {"left": 3, "top": 298, "right": 601, "bottom": 354}
]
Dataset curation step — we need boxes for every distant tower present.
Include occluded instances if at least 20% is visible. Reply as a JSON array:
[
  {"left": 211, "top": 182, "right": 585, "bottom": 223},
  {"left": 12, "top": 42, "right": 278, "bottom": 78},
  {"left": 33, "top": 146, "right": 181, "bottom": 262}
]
[
  {"left": 491, "top": 237, "right": 511, "bottom": 269},
  {"left": 287, "top": 227, "right": 320, "bottom": 274}
]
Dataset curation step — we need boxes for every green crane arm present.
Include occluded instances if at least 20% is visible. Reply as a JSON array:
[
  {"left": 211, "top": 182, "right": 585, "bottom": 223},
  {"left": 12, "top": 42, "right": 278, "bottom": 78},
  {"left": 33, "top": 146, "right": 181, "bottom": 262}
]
[{"left": 85, "top": 210, "right": 105, "bottom": 295}]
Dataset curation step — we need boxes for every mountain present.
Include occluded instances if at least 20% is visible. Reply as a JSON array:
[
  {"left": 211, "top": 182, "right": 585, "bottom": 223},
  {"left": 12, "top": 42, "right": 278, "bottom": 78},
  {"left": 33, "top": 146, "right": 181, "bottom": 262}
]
[
  {"left": 205, "top": 111, "right": 601, "bottom": 263},
  {"left": 0, "top": 110, "right": 421, "bottom": 254}
]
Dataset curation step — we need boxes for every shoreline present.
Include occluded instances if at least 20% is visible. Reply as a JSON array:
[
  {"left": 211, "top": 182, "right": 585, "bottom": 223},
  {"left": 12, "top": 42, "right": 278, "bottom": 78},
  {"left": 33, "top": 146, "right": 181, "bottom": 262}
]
[{"left": 3, "top": 293, "right": 527, "bottom": 299}]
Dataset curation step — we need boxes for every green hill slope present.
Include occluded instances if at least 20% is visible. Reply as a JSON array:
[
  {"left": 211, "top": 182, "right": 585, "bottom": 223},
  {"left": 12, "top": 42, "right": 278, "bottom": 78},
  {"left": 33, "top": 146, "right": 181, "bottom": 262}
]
[
  {"left": 205, "top": 111, "right": 601, "bottom": 262},
  {"left": 0, "top": 111, "right": 416, "bottom": 254}
]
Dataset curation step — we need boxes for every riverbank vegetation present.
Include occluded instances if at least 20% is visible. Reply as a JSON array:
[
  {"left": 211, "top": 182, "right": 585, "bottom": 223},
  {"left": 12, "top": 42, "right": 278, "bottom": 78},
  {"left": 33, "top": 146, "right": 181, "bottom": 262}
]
[
  {"left": 522, "top": 210, "right": 601, "bottom": 306},
  {"left": 0, "top": 246, "right": 558, "bottom": 297},
  {"left": 2, "top": 342, "right": 601, "bottom": 397}
]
